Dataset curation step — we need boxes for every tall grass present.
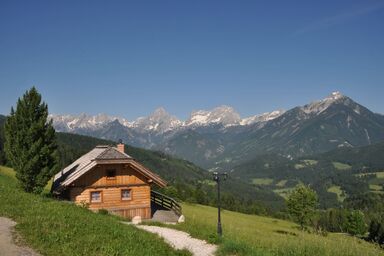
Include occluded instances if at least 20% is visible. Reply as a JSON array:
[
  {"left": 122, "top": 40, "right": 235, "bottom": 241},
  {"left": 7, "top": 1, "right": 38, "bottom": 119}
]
[
  {"left": 0, "top": 167, "right": 190, "bottom": 256},
  {"left": 172, "top": 203, "right": 384, "bottom": 256}
]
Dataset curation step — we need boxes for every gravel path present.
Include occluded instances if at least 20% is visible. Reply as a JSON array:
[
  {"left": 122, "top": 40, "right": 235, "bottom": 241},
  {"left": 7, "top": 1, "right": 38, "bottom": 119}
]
[
  {"left": 136, "top": 225, "right": 217, "bottom": 256},
  {"left": 0, "top": 217, "right": 39, "bottom": 256}
]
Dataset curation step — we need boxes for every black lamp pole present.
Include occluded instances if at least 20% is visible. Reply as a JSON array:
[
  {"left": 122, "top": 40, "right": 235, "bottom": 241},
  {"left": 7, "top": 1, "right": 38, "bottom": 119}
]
[{"left": 213, "top": 172, "right": 227, "bottom": 237}]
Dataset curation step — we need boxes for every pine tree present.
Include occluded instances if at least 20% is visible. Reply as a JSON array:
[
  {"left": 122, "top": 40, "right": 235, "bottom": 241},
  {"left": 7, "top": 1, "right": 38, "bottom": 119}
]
[{"left": 4, "top": 87, "right": 58, "bottom": 193}]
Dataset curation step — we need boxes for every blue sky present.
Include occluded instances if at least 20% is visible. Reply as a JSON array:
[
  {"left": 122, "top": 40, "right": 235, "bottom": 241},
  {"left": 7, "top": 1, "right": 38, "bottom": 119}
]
[{"left": 0, "top": 0, "right": 383, "bottom": 120}]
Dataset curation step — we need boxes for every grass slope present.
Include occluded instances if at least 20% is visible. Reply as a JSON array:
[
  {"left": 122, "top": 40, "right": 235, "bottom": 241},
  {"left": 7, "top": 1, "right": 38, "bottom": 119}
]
[
  {"left": 0, "top": 166, "right": 189, "bottom": 256},
  {"left": 327, "top": 185, "right": 346, "bottom": 202},
  {"left": 171, "top": 203, "right": 384, "bottom": 256}
]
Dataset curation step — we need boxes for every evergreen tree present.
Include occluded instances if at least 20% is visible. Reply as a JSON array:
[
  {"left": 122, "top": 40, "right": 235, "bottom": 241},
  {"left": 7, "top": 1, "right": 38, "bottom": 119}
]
[
  {"left": 287, "top": 184, "right": 318, "bottom": 229},
  {"left": 4, "top": 87, "right": 58, "bottom": 193}
]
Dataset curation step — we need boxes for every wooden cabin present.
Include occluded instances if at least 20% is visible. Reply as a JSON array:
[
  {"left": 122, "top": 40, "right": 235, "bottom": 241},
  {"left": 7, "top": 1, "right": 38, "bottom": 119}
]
[{"left": 51, "top": 143, "right": 168, "bottom": 220}]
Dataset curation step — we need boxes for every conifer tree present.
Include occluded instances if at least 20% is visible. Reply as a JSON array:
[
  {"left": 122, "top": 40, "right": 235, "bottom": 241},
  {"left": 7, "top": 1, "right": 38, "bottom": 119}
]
[{"left": 4, "top": 87, "right": 58, "bottom": 193}]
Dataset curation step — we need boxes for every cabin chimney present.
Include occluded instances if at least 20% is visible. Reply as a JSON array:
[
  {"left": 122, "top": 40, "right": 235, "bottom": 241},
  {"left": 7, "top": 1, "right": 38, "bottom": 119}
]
[{"left": 117, "top": 139, "right": 125, "bottom": 153}]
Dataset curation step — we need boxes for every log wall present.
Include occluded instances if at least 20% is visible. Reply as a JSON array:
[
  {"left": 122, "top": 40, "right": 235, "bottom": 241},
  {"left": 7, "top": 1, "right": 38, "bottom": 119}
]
[{"left": 68, "top": 164, "right": 152, "bottom": 219}]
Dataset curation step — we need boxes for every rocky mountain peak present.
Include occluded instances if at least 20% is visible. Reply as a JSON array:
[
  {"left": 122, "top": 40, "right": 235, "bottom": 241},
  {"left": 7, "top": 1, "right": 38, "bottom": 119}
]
[
  {"left": 186, "top": 105, "right": 241, "bottom": 126},
  {"left": 327, "top": 91, "right": 345, "bottom": 101},
  {"left": 301, "top": 91, "right": 350, "bottom": 115},
  {"left": 133, "top": 107, "right": 182, "bottom": 133},
  {"left": 240, "top": 110, "right": 285, "bottom": 125},
  {"left": 151, "top": 107, "right": 169, "bottom": 118}
]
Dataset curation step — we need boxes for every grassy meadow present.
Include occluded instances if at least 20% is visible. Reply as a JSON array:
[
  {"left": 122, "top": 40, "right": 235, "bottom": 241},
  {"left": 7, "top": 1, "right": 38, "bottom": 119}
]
[
  {"left": 327, "top": 185, "right": 346, "bottom": 202},
  {"left": 252, "top": 178, "right": 274, "bottom": 185},
  {"left": 332, "top": 161, "right": 352, "bottom": 170},
  {"left": 0, "top": 166, "right": 190, "bottom": 256},
  {"left": 1, "top": 165, "right": 383, "bottom": 256},
  {"left": 172, "top": 203, "right": 384, "bottom": 256}
]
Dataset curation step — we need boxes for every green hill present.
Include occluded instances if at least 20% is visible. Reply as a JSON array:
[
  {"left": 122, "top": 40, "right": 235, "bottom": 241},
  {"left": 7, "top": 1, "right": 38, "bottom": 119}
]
[
  {"left": 230, "top": 141, "right": 384, "bottom": 208},
  {"left": 176, "top": 203, "right": 384, "bottom": 256},
  {"left": 177, "top": 204, "right": 384, "bottom": 256},
  {"left": 2, "top": 166, "right": 383, "bottom": 256},
  {"left": 0, "top": 114, "right": 283, "bottom": 213},
  {"left": 0, "top": 167, "right": 189, "bottom": 256}
]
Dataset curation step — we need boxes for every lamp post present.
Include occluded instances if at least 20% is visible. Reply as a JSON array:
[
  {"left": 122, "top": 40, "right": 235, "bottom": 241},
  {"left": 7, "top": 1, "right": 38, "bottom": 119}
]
[{"left": 212, "top": 171, "right": 227, "bottom": 237}]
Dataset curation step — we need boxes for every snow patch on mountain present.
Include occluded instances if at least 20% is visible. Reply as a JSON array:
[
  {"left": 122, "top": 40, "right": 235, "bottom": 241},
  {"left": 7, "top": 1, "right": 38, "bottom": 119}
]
[
  {"left": 240, "top": 110, "right": 285, "bottom": 125},
  {"left": 301, "top": 91, "right": 346, "bottom": 115},
  {"left": 186, "top": 106, "right": 241, "bottom": 126},
  {"left": 129, "top": 107, "right": 183, "bottom": 133},
  {"left": 51, "top": 105, "right": 285, "bottom": 134},
  {"left": 49, "top": 113, "right": 127, "bottom": 131}
]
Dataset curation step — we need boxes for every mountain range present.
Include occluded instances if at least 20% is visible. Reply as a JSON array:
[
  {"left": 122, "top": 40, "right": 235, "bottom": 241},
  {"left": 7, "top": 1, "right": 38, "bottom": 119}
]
[
  {"left": 49, "top": 91, "right": 384, "bottom": 169},
  {"left": 2, "top": 91, "right": 384, "bottom": 209}
]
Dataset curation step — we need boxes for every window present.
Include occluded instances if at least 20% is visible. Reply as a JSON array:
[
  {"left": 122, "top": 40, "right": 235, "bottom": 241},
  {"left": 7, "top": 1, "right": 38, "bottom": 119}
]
[
  {"left": 90, "top": 191, "right": 102, "bottom": 203},
  {"left": 106, "top": 169, "right": 116, "bottom": 179},
  {"left": 121, "top": 189, "right": 132, "bottom": 201}
]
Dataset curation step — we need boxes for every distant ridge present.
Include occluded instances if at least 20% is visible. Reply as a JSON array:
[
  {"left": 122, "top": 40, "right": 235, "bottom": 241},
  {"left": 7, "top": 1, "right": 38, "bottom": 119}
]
[{"left": 49, "top": 92, "right": 384, "bottom": 169}]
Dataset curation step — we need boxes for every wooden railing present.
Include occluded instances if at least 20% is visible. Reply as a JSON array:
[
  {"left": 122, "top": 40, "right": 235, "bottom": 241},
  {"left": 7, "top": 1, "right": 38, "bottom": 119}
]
[{"left": 151, "top": 190, "right": 182, "bottom": 216}]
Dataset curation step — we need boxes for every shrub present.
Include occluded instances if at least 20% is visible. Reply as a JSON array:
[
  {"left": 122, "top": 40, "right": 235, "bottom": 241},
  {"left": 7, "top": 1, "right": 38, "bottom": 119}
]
[{"left": 344, "top": 210, "right": 367, "bottom": 236}]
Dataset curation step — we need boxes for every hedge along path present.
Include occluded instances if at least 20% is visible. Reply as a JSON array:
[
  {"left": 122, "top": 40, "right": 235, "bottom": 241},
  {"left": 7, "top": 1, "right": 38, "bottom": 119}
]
[
  {"left": 0, "top": 217, "right": 39, "bottom": 256},
  {"left": 135, "top": 225, "right": 217, "bottom": 256}
]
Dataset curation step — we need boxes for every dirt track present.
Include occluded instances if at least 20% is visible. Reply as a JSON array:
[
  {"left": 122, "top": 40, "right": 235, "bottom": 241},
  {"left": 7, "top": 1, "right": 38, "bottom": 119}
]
[
  {"left": 0, "top": 217, "right": 39, "bottom": 256},
  {"left": 136, "top": 225, "right": 217, "bottom": 256}
]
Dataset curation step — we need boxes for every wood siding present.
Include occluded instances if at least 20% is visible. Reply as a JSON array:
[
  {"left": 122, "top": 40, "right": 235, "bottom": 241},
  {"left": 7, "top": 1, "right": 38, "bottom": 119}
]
[{"left": 68, "top": 164, "right": 152, "bottom": 219}]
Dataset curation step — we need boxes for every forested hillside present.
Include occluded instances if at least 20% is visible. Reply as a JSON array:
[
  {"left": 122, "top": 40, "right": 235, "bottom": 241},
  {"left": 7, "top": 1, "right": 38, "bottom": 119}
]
[
  {"left": 0, "top": 115, "right": 283, "bottom": 214},
  {"left": 2, "top": 113, "right": 383, "bottom": 214},
  {"left": 56, "top": 132, "right": 284, "bottom": 213},
  {"left": 231, "top": 142, "right": 384, "bottom": 208}
]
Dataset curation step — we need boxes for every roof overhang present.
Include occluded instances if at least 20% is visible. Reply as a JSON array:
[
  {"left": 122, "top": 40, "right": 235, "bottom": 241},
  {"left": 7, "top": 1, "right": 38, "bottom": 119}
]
[{"left": 55, "top": 159, "right": 167, "bottom": 192}]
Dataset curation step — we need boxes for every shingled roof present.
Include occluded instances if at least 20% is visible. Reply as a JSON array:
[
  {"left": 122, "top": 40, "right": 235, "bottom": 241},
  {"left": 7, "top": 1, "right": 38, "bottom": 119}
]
[{"left": 52, "top": 145, "right": 166, "bottom": 193}]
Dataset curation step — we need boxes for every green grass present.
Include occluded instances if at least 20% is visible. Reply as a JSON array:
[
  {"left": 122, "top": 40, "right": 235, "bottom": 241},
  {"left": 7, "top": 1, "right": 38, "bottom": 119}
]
[
  {"left": 252, "top": 178, "right": 274, "bottom": 185},
  {"left": 294, "top": 160, "right": 318, "bottom": 170},
  {"left": 354, "top": 171, "right": 384, "bottom": 178},
  {"left": 273, "top": 187, "right": 294, "bottom": 199},
  {"left": 327, "top": 185, "right": 346, "bottom": 202},
  {"left": 2, "top": 166, "right": 383, "bottom": 256},
  {"left": 0, "top": 166, "right": 52, "bottom": 193},
  {"left": 332, "top": 162, "right": 352, "bottom": 171},
  {"left": 172, "top": 203, "right": 384, "bottom": 256},
  {"left": 201, "top": 179, "right": 216, "bottom": 186},
  {"left": 294, "top": 164, "right": 305, "bottom": 170},
  {"left": 0, "top": 167, "right": 190, "bottom": 256},
  {"left": 369, "top": 184, "right": 383, "bottom": 191},
  {"left": 0, "top": 165, "right": 16, "bottom": 177},
  {"left": 301, "top": 160, "right": 318, "bottom": 166},
  {"left": 275, "top": 180, "right": 287, "bottom": 187}
]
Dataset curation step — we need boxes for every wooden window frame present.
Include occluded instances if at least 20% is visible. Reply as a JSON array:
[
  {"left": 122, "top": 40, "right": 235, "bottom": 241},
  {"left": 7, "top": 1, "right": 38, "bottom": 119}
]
[
  {"left": 90, "top": 190, "right": 103, "bottom": 203},
  {"left": 121, "top": 188, "right": 132, "bottom": 201},
  {"left": 106, "top": 169, "right": 117, "bottom": 180}
]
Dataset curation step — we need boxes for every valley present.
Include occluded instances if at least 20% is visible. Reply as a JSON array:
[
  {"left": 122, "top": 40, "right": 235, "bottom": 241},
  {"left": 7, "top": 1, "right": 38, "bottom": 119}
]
[
  {"left": 2, "top": 91, "right": 384, "bottom": 212},
  {"left": 49, "top": 92, "right": 384, "bottom": 170},
  {"left": 39, "top": 92, "right": 384, "bottom": 211}
]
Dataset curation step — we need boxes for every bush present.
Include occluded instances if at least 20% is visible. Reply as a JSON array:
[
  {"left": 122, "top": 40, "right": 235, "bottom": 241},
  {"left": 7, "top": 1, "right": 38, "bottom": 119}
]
[{"left": 344, "top": 210, "right": 367, "bottom": 236}]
